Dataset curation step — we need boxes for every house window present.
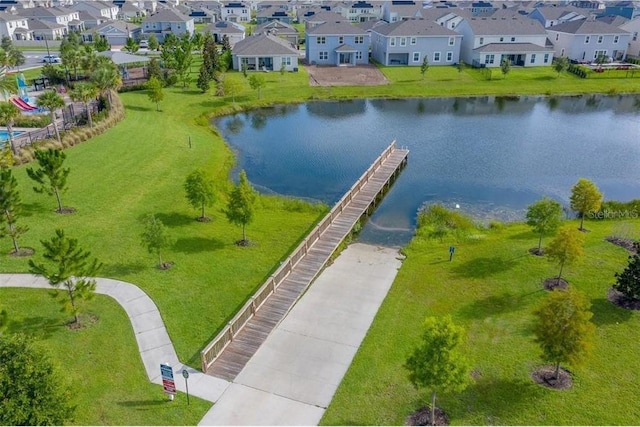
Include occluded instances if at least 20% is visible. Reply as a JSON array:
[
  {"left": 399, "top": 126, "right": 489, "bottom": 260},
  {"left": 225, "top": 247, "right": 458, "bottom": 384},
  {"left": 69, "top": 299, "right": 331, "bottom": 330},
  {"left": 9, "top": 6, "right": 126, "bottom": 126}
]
[
  {"left": 634, "top": 32, "right": 638, "bottom": 41},
  {"left": 479, "top": 37, "right": 484, "bottom": 45},
  {"left": 241, "top": 57, "right": 249, "bottom": 65},
  {"left": 400, "top": 37, "right": 406, "bottom": 46},
  {"left": 499, "top": 37, "right": 504, "bottom": 42},
  {"left": 484, "top": 54, "right": 494, "bottom": 64},
  {"left": 433, "top": 51, "right": 440, "bottom": 62},
  {"left": 390, "top": 37, "right": 396, "bottom": 47},
  {"left": 530, "top": 53, "right": 536, "bottom": 64},
  {"left": 614, "top": 35, "right": 619, "bottom": 43},
  {"left": 356, "top": 51, "right": 362, "bottom": 60},
  {"left": 597, "top": 35, "right": 603, "bottom": 44},
  {"left": 317, "top": 36, "right": 325, "bottom": 44},
  {"left": 283, "top": 57, "right": 291, "bottom": 65},
  {"left": 555, "top": 34, "right": 559, "bottom": 41},
  {"left": 339, "top": 36, "right": 344, "bottom": 44},
  {"left": 410, "top": 37, "right": 416, "bottom": 45},
  {"left": 413, "top": 52, "right": 420, "bottom": 62},
  {"left": 446, "top": 51, "right": 453, "bottom": 61},
  {"left": 511, "top": 37, "right": 515, "bottom": 42},
  {"left": 585, "top": 35, "right": 590, "bottom": 43},
  {"left": 355, "top": 35, "right": 364, "bottom": 44},
  {"left": 544, "top": 53, "right": 550, "bottom": 63},
  {"left": 448, "top": 37, "right": 454, "bottom": 46},
  {"left": 594, "top": 49, "right": 607, "bottom": 60},
  {"left": 319, "top": 51, "right": 328, "bottom": 60}
]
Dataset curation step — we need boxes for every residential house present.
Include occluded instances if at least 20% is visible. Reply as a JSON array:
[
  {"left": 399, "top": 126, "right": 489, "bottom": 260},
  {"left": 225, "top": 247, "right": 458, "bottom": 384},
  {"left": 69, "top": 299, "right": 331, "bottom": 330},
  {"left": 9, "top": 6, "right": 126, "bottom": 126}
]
[
  {"left": 334, "top": 1, "right": 384, "bottom": 23},
  {"left": 81, "top": 20, "right": 141, "bottom": 46},
  {"left": 232, "top": 33, "right": 299, "bottom": 71},
  {"left": 256, "top": 6, "right": 291, "bottom": 24},
  {"left": 546, "top": 18, "right": 631, "bottom": 62},
  {"left": 601, "top": 1, "right": 639, "bottom": 20},
  {"left": 254, "top": 20, "right": 299, "bottom": 45},
  {"left": 303, "top": 10, "right": 346, "bottom": 29},
  {"left": 221, "top": 1, "right": 250, "bottom": 23},
  {"left": 202, "top": 20, "right": 245, "bottom": 46},
  {"left": 620, "top": 16, "right": 640, "bottom": 57},
  {"left": 370, "top": 18, "right": 462, "bottom": 66},
  {"left": 381, "top": 0, "right": 424, "bottom": 23},
  {"left": 142, "top": 8, "right": 193, "bottom": 42},
  {"left": 0, "top": 12, "right": 31, "bottom": 40},
  {"left": 117, "top": 3, "right": 147, "bottom": 21},
  {"left": 19, "top": 6, "right": 81, "bottom": 32},
  {"left": 188, "top": 8, "right": 215, "bottom": 23},
  {"left": 113, "top": 0, "right": 157, "bottom": 15},
  {"left": 72, "top": 1, "right": 119, "bottom": 21},
  {"left": 420, "top": 7, "right": 468, "bottom": 30},
  {"left": 466, "top": 1, "right": 497, "bottom": 15},
  {"left": 305, "top": 20, "right": 370, "bottom": 66},
  {"left": 568, "top": 1, "right": 605, "bottom": 11},
  {"left": 456, "top": 12, "right": 554, "bottom": 67},
  {"left": 77, "top": 9, "right": 109, "bottom": 30},
  {"left": 528, "top": 6, "right": 588, "bottom": 28},
  {"left": 28, "top": 17, "right": 65, "bottom": 39}
]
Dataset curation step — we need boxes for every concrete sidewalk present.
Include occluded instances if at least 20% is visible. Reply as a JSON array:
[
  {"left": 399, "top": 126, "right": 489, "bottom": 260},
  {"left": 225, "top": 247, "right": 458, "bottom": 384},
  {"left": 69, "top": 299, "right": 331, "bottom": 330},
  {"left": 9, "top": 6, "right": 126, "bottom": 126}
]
[
  {"left": 0, "top": 273, "right": 229, "bottom": 404},
  {"left": 198, "top": 243, "right": 403, "bottom": 426}
]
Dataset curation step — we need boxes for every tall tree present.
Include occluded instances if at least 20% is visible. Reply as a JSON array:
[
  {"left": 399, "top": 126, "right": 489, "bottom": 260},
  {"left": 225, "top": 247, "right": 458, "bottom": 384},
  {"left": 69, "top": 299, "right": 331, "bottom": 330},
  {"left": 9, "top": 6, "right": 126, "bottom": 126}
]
[
  {"left": 225, "top": 170, "right": 256, "bottom": 245},
  {"left": 61, "top": 44, "right": 82, "bottom": 80},
  {"left": 546, "top": 226, "right": 584, "bottom": 286},
  {"left": 146, "top": 76, "right": 164, "bottom": 111},
  {"left": 553, "top": 56, "right": 569, "bottom": 76},
  {"left": 0, "top": 169, "right": 28, "bottom": 254},
  {"left": 184, "top": 169, "right": 215, "bottom": 221},
  {"left": 140, "top": 214, "right": 172, "bottom": 269},
  {"left": 570, "top": 178, "right": 602, "bottom": 231},
  {"left": 613, "top": 242, "right": 640, "bottom": 303},
  {"left": 28, "top": 229, "right": 102, "bottom": 325},
  {"left": 526, "top": 197, "right": 564, "bottom": 254},
  {"left": 0, "top": 307, "right": 6, "bottom": 334},
  {"left": 533, "top": 288, "right": 595, "bottom": 381},
  {"left": 35, "top": 90, "right": 65, "bottom": 143},
  {"left": 81, "top": 44, "right": 98, "bottom": 74},
  {"left": 146, "top": 57, "right": 163, "bottom": 81},
  {"left": 202, "top": 31, "right": 219, "bottom": 76},
  {"left": 196, "top": 64, "right": 210, "bottom": 93},
  {"left": 0, "top": 101, "right": 21, "bottom": 156},
  {"left": 69, "top": 82, "right": 98, "bottom": 128},
  {"left": 420, "top": 57, "right": 429, "bottom": 79},
  {"left": 147, "top": 33, "right": 159, "bottom": 51},
  {"left": 122, "top": 37, "right": 139, "bottom": 53},
  {"left": 8, "top": 49, "right": 25, "bottom": 71},
  {"left": 26, "top": 148, "right": 71, "bottom": 214},
  {"left": 405, "top": 316, "right": 472, "bottom": 426},
  {"left": 0, "top": 35, "right": 11, "bottom": 52},
  {"left": 0, "top": 333, "right": 74, "bottom": 425},
  {"left": 91, "top": 63, "right": 122, "bottom": 103},
  {"left": 221, "top": 34, "right": 232, "bottom": 53},
  {"left": 248, "top": 74, "right": 266, "bottom": 99},
  {"left": 161, "top": 33, "right": 193, "bottom": 89},
  {"left": 191, "top": 31, "right": 204, "bottom": 51},
  {"left": 500, "top": 58, "right": 511, "bottom": 78}
]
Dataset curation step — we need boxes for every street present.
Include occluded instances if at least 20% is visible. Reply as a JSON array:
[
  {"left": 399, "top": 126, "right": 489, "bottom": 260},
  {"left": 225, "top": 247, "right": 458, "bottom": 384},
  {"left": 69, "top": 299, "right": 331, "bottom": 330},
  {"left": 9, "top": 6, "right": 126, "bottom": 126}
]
[{"left": 18, "top": 50, "right": 61, "bottom": 71}]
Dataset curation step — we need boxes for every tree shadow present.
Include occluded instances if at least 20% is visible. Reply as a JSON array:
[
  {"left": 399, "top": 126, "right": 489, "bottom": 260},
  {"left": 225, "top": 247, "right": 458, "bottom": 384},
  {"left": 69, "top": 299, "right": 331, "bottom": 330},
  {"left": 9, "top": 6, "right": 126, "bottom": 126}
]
[
  {"left": 590, "top": 297, "right": 633, "bottom": 326},
  {"left": 20, "top": 202, "right": 50, "bottom": 217},
  {"left": 125, "top": 105, "right": 153, "bottom": 112},
  {"left": 174, "top": 237, "right": 226, "bottom": 253},
  {"left": 7, "top": 316, "right": 60, "bottom": 339},
  {"left": 101, "top": 262, "right": 147, "bottom": 277},
  {"left": 117, "top": 399, "right": 167, "bottom": 408},
  {"left": 458, "top": 290, "right": 543, "bottom": 320},
  {"left": 508, "top": 230, "right": 535, "bottom": 241},
  {"left": 452, "top": 256, "right": 518, "bottom": 279},
  {"left": 153, "top": 212, "right": 194, "bottom": 228}
]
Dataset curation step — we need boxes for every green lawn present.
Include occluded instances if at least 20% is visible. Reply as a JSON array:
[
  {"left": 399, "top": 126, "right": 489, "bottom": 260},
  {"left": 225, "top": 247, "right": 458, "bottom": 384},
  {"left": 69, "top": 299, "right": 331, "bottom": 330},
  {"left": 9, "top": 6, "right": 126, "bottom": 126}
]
[
  {"left": 321, "top": 219, "right": 640, "bottom": 425},
  {"left": 0, "top": 288, "right": 212, "bottom": 425}
]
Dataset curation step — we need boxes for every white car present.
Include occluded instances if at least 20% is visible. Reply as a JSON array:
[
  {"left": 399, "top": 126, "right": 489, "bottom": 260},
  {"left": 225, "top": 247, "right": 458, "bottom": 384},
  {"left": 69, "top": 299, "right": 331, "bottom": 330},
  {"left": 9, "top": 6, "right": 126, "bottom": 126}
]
[
  {"left": 139, "top": 40, "right": 149, "bottom": 49},
  {"left": 42, "top": 55, "right": 61, "bottom": 64}
]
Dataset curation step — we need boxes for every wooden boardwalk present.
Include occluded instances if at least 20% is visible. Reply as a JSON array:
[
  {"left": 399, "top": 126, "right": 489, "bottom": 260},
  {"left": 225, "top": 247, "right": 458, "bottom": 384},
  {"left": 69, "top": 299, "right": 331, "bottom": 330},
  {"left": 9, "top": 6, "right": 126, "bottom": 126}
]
[{"left": 202, "top": 142, "right": 409, "bottom": 381}]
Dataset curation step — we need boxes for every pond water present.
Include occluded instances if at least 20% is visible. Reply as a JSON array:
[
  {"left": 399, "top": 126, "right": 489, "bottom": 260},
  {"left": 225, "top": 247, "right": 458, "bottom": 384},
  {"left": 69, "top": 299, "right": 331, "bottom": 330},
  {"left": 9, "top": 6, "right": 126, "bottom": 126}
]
[{"left": 214, "top": 95, "right": 640, "bottom": 247}]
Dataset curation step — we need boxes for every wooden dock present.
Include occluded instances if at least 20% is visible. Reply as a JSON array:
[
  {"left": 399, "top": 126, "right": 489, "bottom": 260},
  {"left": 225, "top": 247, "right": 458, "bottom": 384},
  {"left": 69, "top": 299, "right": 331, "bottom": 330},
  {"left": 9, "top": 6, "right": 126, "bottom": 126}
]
[{"left": 201, "top": 141, "right": 409, "bottom": 381}]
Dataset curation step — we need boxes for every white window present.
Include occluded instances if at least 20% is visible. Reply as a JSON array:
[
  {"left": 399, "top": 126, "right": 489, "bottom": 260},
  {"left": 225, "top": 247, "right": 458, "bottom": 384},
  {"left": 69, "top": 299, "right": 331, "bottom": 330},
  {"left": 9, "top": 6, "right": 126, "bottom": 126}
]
[
  {"left": 390, "top": 37, "right": 396, "bottom": 47},
  {"left": 317, "top": 36, "right": 325, "bottom": 44},
  {"left": 339, "top": 36, "right": 344, "bottom": 44},
  {"left": 413, "top": 52, "right": 420, "bottom": 62},
  {"left": 634, "top": 32, "right": 638, "bottom": 41},
  {"left": 555, "top": 33, "right": 559, "bottom": 41},
  {"left": 319, "top": 51, "right": 328, "bottom": 60},
  {"left": 499, "top": 37, "right": 504, "bottom": 42},
  {"left": 356, "top": 51, "right": 362, "bottom": 60},
  {"left": 433, "top": 51, "right": 441, "bottom": 62},
  {"left": 561, "top": 48, "right": 565, "bottom": 56},
  {"left": 544, "top": 53, "right": 550, "bottom": 63},
  {"left": 355, "top": 35, "right": 364, "bottom": 44},
  {"left": 597, "top": 35, "right": 603, "bottom": 44},
  {"left": 614, "top": 35, "right": 619, "bottom": 43},
  {"left": 594, "top": 49, "right": 607, "bottom": 60},
  {"left": 282, "top": 57, "right": 291, "bottom": 65},
  {"left": 446, "top": 51, "right": 453, "bottom": 61},
  {"left": 484, "top": 54, "right": 494, "bottom": 64},
  {"left": 530, "top": 53, "right": 536, "bottom": 64},
  {"left": 241, "top": 57, "right": 249, "bottom": 65},
  {"left": 400, "top": 37, "right": 406, "bottom": 46},
  {"left": 585, "top": 35, "right": 590, "bottom": 43},
  {"left": 410, "top": 37, "right": 416, "bottom": 45},
  {"left": 448, "top": 37, "right": 454, "bottom": 46},
  {"left": 479, "top": 37, "right": 484, "bottom": 45}
]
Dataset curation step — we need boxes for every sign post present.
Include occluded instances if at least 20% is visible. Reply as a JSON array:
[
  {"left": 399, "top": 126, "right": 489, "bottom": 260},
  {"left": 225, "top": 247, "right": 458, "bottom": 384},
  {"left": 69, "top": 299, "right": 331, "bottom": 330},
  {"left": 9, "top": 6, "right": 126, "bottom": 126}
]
[
  {"left": 182, "top": 369, "right": 190, "bottom": 406},
  {"left": 160, "top": 363, "right": 176, "bottom": 401},
  {"left": 449, "top": 246, "right": 455, "bottom": 261}
]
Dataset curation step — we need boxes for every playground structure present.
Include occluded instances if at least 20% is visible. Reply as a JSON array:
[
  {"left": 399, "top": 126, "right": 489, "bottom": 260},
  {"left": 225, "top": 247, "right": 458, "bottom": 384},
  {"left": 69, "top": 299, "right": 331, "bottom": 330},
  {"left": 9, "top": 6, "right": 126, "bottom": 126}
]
[{"left": 12, "top": 73, "right": 40, "bottom": 112}]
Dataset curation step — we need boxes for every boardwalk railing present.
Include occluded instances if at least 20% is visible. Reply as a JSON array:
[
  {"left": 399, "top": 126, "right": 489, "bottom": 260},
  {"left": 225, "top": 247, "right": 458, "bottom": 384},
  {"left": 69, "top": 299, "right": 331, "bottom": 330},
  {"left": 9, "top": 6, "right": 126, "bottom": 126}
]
[{"left": 200, "top": 140, "right": 400, "bottom": 372}]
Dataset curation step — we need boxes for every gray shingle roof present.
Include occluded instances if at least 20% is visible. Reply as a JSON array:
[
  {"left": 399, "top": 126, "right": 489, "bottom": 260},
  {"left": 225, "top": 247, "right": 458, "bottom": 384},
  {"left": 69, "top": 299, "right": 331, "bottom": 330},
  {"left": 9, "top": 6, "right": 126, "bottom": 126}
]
[
  {"left": 27, "top": 18, "right": 64, "bottom": 30},
  {"left": 463, "top": 14, "right": 547, "bottom": 35},
  {"left": 203, "top": 21, "right": 244, "bottom": 34},
  {"left": 232, "top": 33, "right": 298, "bottom": 55},
  {"left": 372, "top": 18, "right": 460, "bottom": 36},
  {"left": 547, "top": 18, "right": 630, "bottom": 35},
  {"left": 255, "top": 20, "right": 297, "bottom": 34},
  {"left": 474, "top": 42, "right": 554, "bottom": 53},
  {"left": 307, "top": 20, "right": 368, "bottom": 35},
  {"left": 596, "top": 15, "right": 629, "bottom": 27},
  {"left": 532, "top": 6, "right": 588, "bottom": 21},
  {"left": 335, "top": 43, "right": 357, "bottom": 52},
  {"left": 144, "top": 8, "right": 191, "bottom": 23}
]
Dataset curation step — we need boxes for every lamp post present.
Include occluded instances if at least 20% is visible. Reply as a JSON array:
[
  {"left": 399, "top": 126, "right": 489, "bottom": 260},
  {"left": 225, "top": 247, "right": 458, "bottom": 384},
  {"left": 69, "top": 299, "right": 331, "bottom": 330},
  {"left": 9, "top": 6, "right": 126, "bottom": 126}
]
[{"left": 44, "top": 37, "right": 51, "bottom": 57}]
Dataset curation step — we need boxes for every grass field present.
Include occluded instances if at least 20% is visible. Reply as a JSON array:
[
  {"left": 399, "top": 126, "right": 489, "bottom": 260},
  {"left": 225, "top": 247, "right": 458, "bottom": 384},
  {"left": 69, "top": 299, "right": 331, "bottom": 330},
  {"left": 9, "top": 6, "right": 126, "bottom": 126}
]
[{"left": 321, "top": 218, "right": 640, "bottom": 425}]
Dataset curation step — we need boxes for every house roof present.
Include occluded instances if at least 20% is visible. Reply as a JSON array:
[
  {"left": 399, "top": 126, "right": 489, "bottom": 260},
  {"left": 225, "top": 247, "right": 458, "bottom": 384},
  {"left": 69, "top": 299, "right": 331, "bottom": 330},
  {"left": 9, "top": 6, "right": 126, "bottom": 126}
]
[
  {"left": 303, "top": 10, "right": 346, "bottom": 23},
  {"left": 372, "top": 18, "right": 460, "bottom": 36},
  {"left": 596, "top": 15, "right": 629, "bottom": 27},
  {"left": 474, "top": 42, "right": 554, "bottom": 52},
  {"left": 463, "top": 14, "right": 547, "bottom": 35},
  {"left": 88, "top": 20, "right": 140, "bottom": 33},
  {"left": 387, "top": 3, "right": 424, "bottom": 18},
  {"left": 98, "top": 51, "right": 150, "bottom": 65},
  {"left": 27, "top": 18, "right": 64, "bottom": 30},
  {"left": 0, "top": 11, "right": 24, "bottom": 22},
  {"left": 532, "top": 5, "right": 588, "bottom": 21},
  {"left": 356, "top": 19, "right": 385, "bottom": 31},
  {"left": 232, "top": 33, "right": 298, "bottom": 56},
  {"left": 307, "top": 20, "right": 368, "bottom": 35},
  {"left": 547, "top": 18, "right": 630, "bottom": 34},
  {"left": 78, "top": 9, "right": 104, "bottom": 21},
  {"left": 203, "top": 21, "right": 244, "bottom": 34},
  {"left": 335, "top": 43, "right": 358, "bottom": 52},
  {"left": 255, "top": 20, "right": 298, "bottom": 34},
  {"left": 19, "top": 6, "right": 70, "bottom": 18},
  {"left": 144, "top": 8, "right": 191, "bottom": 23}
]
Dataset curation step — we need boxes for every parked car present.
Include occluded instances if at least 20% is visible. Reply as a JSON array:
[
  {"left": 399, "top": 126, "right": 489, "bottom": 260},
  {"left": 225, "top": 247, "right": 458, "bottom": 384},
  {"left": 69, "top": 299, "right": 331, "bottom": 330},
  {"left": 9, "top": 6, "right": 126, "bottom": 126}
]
[
  {"left": 42, "top": 55, "right": 61, "bottom": 64},
  {"left": 139, "top": 40, "right": 148, "bottom": 49}
]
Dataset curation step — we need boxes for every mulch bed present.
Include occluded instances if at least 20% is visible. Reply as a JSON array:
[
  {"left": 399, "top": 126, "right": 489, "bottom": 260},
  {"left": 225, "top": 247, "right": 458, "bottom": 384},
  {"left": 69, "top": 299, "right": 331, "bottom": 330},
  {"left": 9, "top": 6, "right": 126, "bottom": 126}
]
[
  {"left": 56, "top": 207, "right": 76, "bottom": 214},
  {"left": 9, "top": 247, "right": 34, "bottom": 257},
  {"left": 529, "top": 247, "right": 544, "bottom": 256},
  {"left": 159, "top": 261, "right": 175, "bottom": 270},
  {"left": 605, "top": 237, "right": 638, "bottom": 253},
  {"left": 407, "top": 406, "right": 449, "bottom": 426},
  {"left": 543, "top": 277, "right": 568, "bottom": 291},
  {"left": 607, "top": 287, "right": 640, "bottom": 310},
  {"left": 531, "top": 365, "right": 573, "bottom": 390},
  {"left": 66, "top": 313, "right": 98, "bottom": 330},
  {"left": 197, "top": 216, "right": 212, "bottom": 223}
]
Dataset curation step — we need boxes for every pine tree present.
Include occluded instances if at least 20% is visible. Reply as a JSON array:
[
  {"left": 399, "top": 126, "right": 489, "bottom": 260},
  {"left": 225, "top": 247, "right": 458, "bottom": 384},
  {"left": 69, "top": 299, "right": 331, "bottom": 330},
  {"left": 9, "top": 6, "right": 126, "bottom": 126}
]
[
  {"left": 0, "top": 169, "right": 28, "bottom": 254},
  {"left": 196, "top": 64, "right": 211, "bottom": 93},
  {"left": 613, "top": 242, "right": 640, "bottom": 302},
  {"left": 26, "top": 148, "right": 71, "bottom": 213}
]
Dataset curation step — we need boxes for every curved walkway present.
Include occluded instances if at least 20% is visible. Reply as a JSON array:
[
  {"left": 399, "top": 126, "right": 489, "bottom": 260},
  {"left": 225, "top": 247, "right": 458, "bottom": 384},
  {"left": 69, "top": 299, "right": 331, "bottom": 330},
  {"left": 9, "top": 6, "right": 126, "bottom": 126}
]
[{"left": 0, "top": 273, "right": 230, "bottom": 404}]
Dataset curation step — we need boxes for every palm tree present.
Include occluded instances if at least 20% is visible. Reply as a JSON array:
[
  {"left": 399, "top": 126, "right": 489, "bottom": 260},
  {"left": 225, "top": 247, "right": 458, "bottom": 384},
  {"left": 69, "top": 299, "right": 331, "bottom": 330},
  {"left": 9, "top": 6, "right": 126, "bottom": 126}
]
[
  {"left": 0, "top": 74, "right": 17, "bottom": 96},
  {"left": 0, "top": 101, "right": 21, "bottom": 155},
  {"left": 91, "top": 64, "right": 122, "bottom": 104},
  {"left": 36, "top": 90, "right": 65, "bottom": 143},
  {"left": 81, "top": 44, "right": 98, "bottom": 74},
  {"left": 62, "top": 45, "right": 82, "bottom": 80},
  {"left": 69, "top": 83, "right": 98, "bottom": 128}
]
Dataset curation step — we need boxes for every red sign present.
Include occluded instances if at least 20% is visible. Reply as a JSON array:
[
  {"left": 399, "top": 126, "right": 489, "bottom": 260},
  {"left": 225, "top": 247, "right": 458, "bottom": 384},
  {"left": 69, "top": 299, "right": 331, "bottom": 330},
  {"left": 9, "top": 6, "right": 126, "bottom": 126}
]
[{"left": 162, "top": 378, "right": 176, "bottom": 394}]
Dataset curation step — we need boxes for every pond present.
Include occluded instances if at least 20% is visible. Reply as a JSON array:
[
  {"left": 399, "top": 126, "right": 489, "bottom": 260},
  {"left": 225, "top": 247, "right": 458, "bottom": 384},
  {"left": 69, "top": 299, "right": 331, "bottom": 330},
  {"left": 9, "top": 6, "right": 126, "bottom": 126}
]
[{"left": 214, "top": 95, "right": 640, "bottom": 247}]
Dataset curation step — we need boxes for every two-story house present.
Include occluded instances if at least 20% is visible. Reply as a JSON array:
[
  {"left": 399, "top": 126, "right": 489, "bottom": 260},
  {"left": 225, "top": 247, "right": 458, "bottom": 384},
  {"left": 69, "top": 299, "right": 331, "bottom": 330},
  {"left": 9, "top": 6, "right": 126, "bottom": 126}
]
[
  {"left": 256, "top": 6, "right": 292, "bottom": 24},
  {"left": 19, "top": 6, "right": 82, "bottom": 32},
  {"left": 82, "top": 20, "right": 141, "bottom": 46},
  {"left": 546, "top": 18, "right": 631, "bottom": 62},
  {"left": 28, "top": 17, "right": 65, "bottom": 40},
  {"left": 528, "top": 6, "right": 589, "bottom": 28},
  {"left": 203, "top": 20, "right": 245, "bottom": 46},
  {"left": 305, "top": 20, "right": 370, "bottom": 66},
  {"left": 371, "top": 18, "right": 462, "bottom": 66},
  {"left": 142, "top": 8, "right": 194, "bottom": 42},
  {"left": 0, "top": 12, "right": 31, "bottom": 40},
  {"left": 254, "top": 20, "right": 299, "bottom": 45},
  {"left": 381, "top": 0, "right": 424, "bottom": 23},
  {"left": 72, "top": 1, "right": 119, "bottom": 21},
  {"left": 222, "top": 1, "right": 250, "bottom": 23},
  {"left": 334, "top": 1, "right": 384, "bottom": 23},
  {"left": 457, "top": 12, "right": 554, "bottom": 67},
  {"left": 619, "top": 16, "right": 640, "bottom": 57}
]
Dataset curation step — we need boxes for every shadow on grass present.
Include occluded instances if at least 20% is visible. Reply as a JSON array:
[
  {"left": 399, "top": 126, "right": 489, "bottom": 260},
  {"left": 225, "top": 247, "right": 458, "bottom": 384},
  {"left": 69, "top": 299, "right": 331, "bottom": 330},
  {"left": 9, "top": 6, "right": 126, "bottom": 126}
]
[
  {"left": 452, "top": 256, "right": 520, "bottom": 279},
  {"left": 458, "top": 291, "right": 543, "bottom": 320},
  {"left": 117, "top": 400, "right": 167, "bottom": 407},
  {"left": 21, "top": 202, "right": 50, "bottom": 217},
  {"left": 125, "top": 105, "right": 153, "bottom": 112},
  {"left": 7, "top": 316, "right": 60, "bottom": 339},
  {"left": 154, "top": 212, "right": 195, "bottom": 228},
  {"left": 102, "top": 262, "right": 147, "bottom": 277},
  {"left": 508, "top": 230, "right": 535, "bottom": 241},
  {"left": 590, "top": 297, "right": 633, "bottom": 326},
  {"left": 174, "top": 237, "right": 226, "bottom": 253}
]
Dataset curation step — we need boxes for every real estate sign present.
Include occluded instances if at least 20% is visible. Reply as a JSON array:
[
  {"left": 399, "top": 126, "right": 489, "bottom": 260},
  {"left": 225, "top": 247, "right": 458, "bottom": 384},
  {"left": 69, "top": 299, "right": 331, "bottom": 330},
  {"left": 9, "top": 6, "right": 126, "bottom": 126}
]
[{"left": 160, "top": 363, "right": 176, "bottom": 395}]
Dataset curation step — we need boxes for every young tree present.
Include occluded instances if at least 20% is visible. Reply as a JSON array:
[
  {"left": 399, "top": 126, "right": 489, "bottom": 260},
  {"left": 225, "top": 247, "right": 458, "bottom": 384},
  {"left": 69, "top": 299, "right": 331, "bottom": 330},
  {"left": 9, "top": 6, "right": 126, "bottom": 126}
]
[
  {"left": 0, "top": 333, "right": 74, "bottom": 425},
  {"left": 500, "top": 58, "right": 511, "bottom": 78},
  {"left": 221, "top": 34, "right": 232, "bottom": 53},
  {"left": 146, "top": 76, "right": 164, "bottom": 111},
  {"left": 0, "top": 101, "right": 21, "bottom": 155},
  {"left": 570, "top": 178, "right": 602, "bottom": 231},
  {"left": 140, "top": 214, "right": 172, "bottom": 269},
  {"left": 0, "top": 146, "right": 13, "bottom": 170},
  {"left": 122, "top": 37, "right": 139, "bottom": 53},
  {"left": 147, "top": 33, "right": 159, "bottom": 51},
  {"left": 28, "top": 229, "right": 102, "bottom": 325},
  {"left": 225, "top": 170, "right": 257, "bottom": 245},
  {"left": 61, "top": 44, "right": 82, "bottom": 80},
  {"left": 184, "top": 169, "right": 215, "bottom": 221},
  {"left": 526, "top": 197, "right": 564, "bottom": 254},
  {"left": 546, "top": 226, "right": 585, "bottom": 286},
  {"left": 8, "top": 49, "right": 25, "bottom": 71},
  {"left": 0, "top": 169, "right": 28, "bottom": 254},
  {"left": 35, "top": 90, "right": 65, "bottom": 143},
  {"left": 248, "top": 74, "right": 266, "bottom": 99},
  {"left": 196, "top": 64, "right": 210, "bottom": 93},
  {"left": 420, "top": 57, "right": 429, "bottom": 79},
  {"left": 93, "top": 35, "right": 110, "bottom": 52},
  {"left": 26, "top": 148, "right": 71, "bottom": 213},
  {"left": 191, "top": 31, "right": 204, "bottom": 52},
  {"left": 533, "top": 288, "right": 595, "bottom": 381},
  {"left": 223, "top": 78, "right": 243, "bottom": 103},
  {"left": 202, "top": 32, "right": 220, "bottom": 76},
  {"left": 405, "top": 316, "right": 472, "bottom": 426},
  {"left": 553, "top": 56, "right": 569, "bottom": 76},
  {"left": 146, "top": 57, "right": 163, "bottom": 81},
  {"left": 69, "top": 82, "right": 98, "bottom": 128},
  {"left": 613, "top": 242, "right": 640, "bottom": 303},
  {"left": 0, "top": 35, "right": 11, "bottom": 52}
]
